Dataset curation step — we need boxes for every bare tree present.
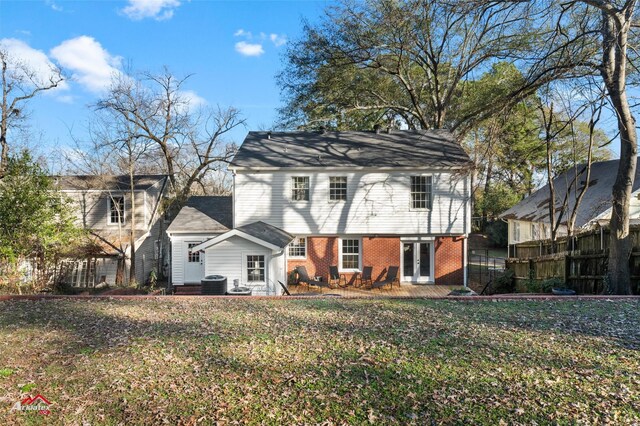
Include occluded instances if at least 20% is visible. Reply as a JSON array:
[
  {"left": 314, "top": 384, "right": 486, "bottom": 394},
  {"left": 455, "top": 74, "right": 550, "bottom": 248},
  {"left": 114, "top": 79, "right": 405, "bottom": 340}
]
[
  {"left": 94, "top": 69, "right": 244, "bottom": 205},
  {"left": 537, "top": 82, "right": 609, "bottom": 252},
  {"left": 68, "top": 101, "right": 154, "bottom": 286},
  {"left": 0, "top": 49, "right": 64, "bottom": 175}
]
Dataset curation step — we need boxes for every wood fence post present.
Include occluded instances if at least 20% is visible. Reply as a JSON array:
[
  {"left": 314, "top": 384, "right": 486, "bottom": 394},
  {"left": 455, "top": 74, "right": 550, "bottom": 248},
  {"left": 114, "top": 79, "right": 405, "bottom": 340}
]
[{"left": 564, "top": 254, "right": 571, "bottom": 287}]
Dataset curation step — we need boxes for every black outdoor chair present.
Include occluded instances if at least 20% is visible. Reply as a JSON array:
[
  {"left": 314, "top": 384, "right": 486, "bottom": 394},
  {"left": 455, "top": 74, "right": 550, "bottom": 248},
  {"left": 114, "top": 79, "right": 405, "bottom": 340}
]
[
  {"left": 359, "top": 266, "right": 373, "bottom": 288},
  {"left": 371, "top": 266, "right": 399, "bottom": 290},
  {"left": 329, "top": 265, "right": 348, "bottom": 288},
  {"left": 296, "top": 266, "right": 332, "bottom": 292}
]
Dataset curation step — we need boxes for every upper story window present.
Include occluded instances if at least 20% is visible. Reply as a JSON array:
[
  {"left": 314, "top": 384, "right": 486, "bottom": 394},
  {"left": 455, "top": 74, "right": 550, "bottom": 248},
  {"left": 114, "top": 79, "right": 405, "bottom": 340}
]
[
  {"left": 288, "top": 237, "right": 307, "bottom": 258},
  {"left": 108, "top": 196, "right": 125, "bottom": 224},
  {"left": 340, "top": 238, "right": 361, "bottom": 271},
  {"left": 531, "top": 223, "right": 538, "bottom": 240},
  {"left": 329, "top": 176, "right": 347, "bottom": 201},
  {"left": 410, "top": 176, "right": 432, "bottom": 209},
  {"left": 292, "top": 177, "right": 309, "bottom": 201}
]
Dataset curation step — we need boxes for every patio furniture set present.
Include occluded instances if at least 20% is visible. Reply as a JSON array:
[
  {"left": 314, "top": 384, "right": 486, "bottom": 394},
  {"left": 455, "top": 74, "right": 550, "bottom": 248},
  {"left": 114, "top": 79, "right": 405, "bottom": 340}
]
[{"left": 293, "top": 265, "right": 399, "bottom": 293}]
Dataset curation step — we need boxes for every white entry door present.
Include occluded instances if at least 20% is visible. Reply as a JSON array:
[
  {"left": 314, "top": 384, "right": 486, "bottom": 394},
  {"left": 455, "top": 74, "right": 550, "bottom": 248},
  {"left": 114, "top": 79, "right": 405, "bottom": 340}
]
[
  {"left": 184, "top": 242, "right": 204, "bottom": 283},
  {"left": 402, "top": 242, "right": 433, "bottom": 283}
]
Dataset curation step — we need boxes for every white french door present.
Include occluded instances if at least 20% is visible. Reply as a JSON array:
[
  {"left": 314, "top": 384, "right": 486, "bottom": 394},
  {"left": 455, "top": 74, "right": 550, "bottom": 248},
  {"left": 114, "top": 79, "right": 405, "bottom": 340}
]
[{"left": 402, "top": 242, "right": 433, "bottom": 283}]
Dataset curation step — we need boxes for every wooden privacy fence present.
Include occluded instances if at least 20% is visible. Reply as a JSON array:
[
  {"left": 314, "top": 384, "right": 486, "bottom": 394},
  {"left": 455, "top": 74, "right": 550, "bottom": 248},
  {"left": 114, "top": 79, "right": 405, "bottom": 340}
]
[{"left": 507, "top": 226, "right": 640, "bottom": 294}]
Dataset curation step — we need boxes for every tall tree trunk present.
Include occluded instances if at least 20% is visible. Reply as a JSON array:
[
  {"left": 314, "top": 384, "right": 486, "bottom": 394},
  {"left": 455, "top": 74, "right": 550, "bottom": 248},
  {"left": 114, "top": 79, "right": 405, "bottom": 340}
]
[
  {"left": 600, "top": 9, "right": 636, "bottom": 295},
  {"left": 128, "top": 168, "right": 137, "bottom": 286}
]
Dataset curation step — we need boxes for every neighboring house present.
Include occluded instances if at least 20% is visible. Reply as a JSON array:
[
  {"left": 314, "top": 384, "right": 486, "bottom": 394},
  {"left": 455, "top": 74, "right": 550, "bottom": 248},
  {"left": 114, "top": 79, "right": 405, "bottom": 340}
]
[
  {"left": 56, "top": 175, "right": 169, "bottom": 286},
  {"left": 182, "top": 129, "right": 472, "bottom": 294},
  {"left": 166, "top": 196, "right": 233, "bottom": 285},
  {"left": 500, "top": 157, "right": 640, "bottom": 254}
]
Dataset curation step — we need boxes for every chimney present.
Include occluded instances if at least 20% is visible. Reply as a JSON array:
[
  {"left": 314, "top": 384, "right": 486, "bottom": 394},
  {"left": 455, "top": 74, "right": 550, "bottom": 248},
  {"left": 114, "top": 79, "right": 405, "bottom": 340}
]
[
  {"left": 374, "top": 124, "right": 381, "bottom": 134},
  {"left": 319, "top": 126, "right": 327, "bottom": 134}
]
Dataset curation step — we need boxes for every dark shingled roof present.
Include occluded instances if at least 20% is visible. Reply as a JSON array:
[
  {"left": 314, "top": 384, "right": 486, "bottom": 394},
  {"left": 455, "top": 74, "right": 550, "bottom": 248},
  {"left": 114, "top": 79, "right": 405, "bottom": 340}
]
[
  {"left": 500, "top": 157, "right": 640, "bottom": 228},
  {"left": 230, "top": 130, "right": 471, "bottom": 169},
  {"left": 236, "top": 221, "right": 294, "bottom": 249},
  {"left": 56, "top": 175, "right": 168, "bottom": 191},
  {"left": 167, "top": 196, "right": 233, "bottom": 233}
]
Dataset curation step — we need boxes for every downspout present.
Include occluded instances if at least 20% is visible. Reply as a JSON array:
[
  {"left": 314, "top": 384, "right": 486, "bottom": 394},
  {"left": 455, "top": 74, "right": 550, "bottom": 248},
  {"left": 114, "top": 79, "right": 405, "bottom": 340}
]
[{"left": 463, "top": 236, "right": 468, "bottom": 289}]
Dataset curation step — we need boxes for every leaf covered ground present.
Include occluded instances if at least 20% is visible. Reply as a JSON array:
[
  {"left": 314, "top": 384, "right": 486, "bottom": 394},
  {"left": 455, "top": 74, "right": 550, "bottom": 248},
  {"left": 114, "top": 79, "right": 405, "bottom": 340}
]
[{"left": 0, "top": 297, "right": 638, "bottom": 425}]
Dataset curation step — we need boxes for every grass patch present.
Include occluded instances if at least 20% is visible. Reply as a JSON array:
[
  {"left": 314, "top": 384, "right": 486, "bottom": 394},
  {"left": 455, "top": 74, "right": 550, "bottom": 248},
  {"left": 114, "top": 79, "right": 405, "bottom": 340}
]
[{"left": 0, "top": 298, "right": 638, "bottom": 424}]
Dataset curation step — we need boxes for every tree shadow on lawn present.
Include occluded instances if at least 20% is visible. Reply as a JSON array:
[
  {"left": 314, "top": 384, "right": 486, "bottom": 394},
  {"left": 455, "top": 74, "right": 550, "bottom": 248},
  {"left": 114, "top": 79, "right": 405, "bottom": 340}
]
[{"left": 0, "top": 298, "right": 638, "bottom": 424}]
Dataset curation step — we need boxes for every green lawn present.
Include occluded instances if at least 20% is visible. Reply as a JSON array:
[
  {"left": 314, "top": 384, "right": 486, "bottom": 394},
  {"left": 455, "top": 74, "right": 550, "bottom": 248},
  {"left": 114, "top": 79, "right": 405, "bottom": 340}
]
[{"left": 0, "top": 298, "right": 638, "bottom": 424}]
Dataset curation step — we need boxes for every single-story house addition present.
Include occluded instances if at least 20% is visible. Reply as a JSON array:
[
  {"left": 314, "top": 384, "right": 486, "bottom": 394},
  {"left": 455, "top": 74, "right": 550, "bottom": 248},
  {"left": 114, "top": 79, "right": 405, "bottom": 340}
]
[{"left": 166, "top": 196, "right": 293, "bottom": 295}]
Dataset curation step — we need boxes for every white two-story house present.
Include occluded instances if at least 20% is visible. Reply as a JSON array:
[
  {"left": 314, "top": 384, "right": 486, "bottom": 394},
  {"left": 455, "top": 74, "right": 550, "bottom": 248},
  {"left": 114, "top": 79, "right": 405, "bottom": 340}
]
[{"left": 180, "top": 130, "right": 471, "bottom": 294}]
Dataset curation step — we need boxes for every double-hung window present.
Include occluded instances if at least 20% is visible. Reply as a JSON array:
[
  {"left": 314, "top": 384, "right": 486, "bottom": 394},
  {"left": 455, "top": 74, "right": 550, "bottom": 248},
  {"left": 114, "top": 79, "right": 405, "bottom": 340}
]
[
  {"left": 340, "top": 238, "right": 361, "bottom": 271},
  {"left": 247, "top": 255, "right": 265, "bottom": 282},
  {"left": 410, "top": 176, "right": 432, "bottom": 209},
  {"left": 108, "top": 196, "right": 125, "bottom": 224},
  {"left": 288, "top": 237, "right": 306, "bottom": 258},
  {"left": 329, "top": 176, "right": 347, "bottom": 201},
  {"left": 292, "top": 177, "right": 309, "bottom": 201}
]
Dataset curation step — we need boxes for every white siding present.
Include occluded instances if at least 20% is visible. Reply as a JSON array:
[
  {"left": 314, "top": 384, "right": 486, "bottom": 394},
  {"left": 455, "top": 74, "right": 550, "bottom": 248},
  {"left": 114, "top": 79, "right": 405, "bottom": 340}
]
[
  {"left": 507, "top": 219, "right": 557, "bottom": 245},
  {"left": 204, "top": 236, "right": 277, "bottom": 295},
  {"left": 234, "top": 170, "right": 469, "bottom": 235},
  {"left": 169, "top": 234, "right": 219, "bottom": 285},
  {"left": 171, "top": 238, "right": 184, "bottom": 285}
]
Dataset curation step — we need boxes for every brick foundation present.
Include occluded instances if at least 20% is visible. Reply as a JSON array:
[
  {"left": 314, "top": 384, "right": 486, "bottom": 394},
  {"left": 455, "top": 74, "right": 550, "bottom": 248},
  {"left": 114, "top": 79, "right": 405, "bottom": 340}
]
[{"left": 287, "top": 235, "right": 465, "bottom": 286}]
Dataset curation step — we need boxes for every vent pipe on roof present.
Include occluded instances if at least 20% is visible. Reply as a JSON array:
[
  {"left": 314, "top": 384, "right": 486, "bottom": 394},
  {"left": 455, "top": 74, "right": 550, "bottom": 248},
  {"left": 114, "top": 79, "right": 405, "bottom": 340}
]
[
  {"left": 267, "top": 131, "right": 272, "bottom": 140},
  {"left": 374, "top": 124, "right": 381, "bottom": 134}
]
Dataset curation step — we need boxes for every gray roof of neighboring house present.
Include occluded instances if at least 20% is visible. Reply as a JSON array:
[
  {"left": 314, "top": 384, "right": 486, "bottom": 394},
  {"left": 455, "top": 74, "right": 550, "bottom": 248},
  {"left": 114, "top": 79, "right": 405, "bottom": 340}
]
[
  {"left": 56, "top": 175, "right": 168, "bottom": 191},
  {"left": 500, "top": 157, "right": 640, "bottom": 228},
  {"left": 167, "top": 196, "right": 233, "bottom": 233},
  {"left": 236, "top": 221, "right": 294, "bottom": 249},
  {"left": 230, "top": 130, "right": 471, "bottom": 169}
]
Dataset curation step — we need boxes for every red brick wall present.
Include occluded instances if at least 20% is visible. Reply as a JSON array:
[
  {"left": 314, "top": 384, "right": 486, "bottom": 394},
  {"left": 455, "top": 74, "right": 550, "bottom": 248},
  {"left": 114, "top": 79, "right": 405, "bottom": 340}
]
[
  {"left": 287, "top": 235, "right": 465, "bottom": 286},
  {"left": 434, "top": 236, "right": 465, "bottom": 286},
  {"left": 362, "top": 237, "right": 401, "bottom": 282},
  {"left": 287, "top": 237, "right": 338, "bottom": 284}
]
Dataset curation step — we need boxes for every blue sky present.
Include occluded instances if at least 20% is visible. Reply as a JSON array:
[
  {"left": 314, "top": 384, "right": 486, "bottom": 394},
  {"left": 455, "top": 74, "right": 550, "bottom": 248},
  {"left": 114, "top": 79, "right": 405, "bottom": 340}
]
[{"left": 0, "top": 0, "right": 328, "bottom": 166}]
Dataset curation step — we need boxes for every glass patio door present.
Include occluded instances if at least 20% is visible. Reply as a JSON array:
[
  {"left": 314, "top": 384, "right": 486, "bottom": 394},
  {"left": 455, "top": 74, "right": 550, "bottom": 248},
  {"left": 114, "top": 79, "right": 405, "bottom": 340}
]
[{"left": 402, "top": 242, "right": 432, "bottom": 283}]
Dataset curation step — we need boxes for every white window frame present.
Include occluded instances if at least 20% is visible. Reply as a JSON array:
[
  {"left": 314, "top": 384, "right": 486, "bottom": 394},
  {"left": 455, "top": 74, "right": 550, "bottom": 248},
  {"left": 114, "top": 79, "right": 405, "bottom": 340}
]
[
  {"left": 410, "top": 175, "right": 432, "bottom": 210},
  {"left": 108, "top": 195, "right": 125, "bottom": 225},
  {"left": 291, "top": 176, "right": 310, "bottom": 202},
  {"left": 513, "top": 221, "right": 521, "bottom": 242},
  {"left": 329, "top": 176, "right": 347, "bottom": 202},
  {"left": 288, "top": 236, "right": 307, "bottom": 259},
  {"left": 339, "top": 238, "right": 362, "bottom": 272},
  {"left": 245, "top": 254, "right": 266, "bottom": 283}
]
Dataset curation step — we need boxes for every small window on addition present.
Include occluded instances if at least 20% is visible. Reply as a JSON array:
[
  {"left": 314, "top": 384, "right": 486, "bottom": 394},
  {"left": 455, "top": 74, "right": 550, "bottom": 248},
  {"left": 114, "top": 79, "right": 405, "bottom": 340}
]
[
  {"left": 247, "top": 255, "right": 265, "bottom": 282},
  {"left": 288, "top": 237, "right": 306, "bottom": 258},
  {"left": 329, "top": 176, "right": 347, "bottom": 201}
]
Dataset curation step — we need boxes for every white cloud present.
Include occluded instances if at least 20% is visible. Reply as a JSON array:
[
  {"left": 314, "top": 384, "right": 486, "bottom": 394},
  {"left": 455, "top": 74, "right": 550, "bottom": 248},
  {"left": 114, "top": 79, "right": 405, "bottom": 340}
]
[
  {"left": 45, "top": 0, "right": 63, "bottom": 12},
  {"left": 50, "top": 36, "right": 122, "bottom": 93},
  {"left": 172, "top": 90, "right": 206, "bottom": 114},
  {"left": 270, "top": 33, "right": 287, "bottom": 47},
  {"left": 0, "top": 38, "right": 69, "bottom": 92},
  {"left": 234, "top": 29, "right": 251, "bottom": 38},
  {"left": 235, "top": 41, "right": 264, "bottom": 57},
  {"left": 121, "top": 0, "right": 181, "bottom": 21}
]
